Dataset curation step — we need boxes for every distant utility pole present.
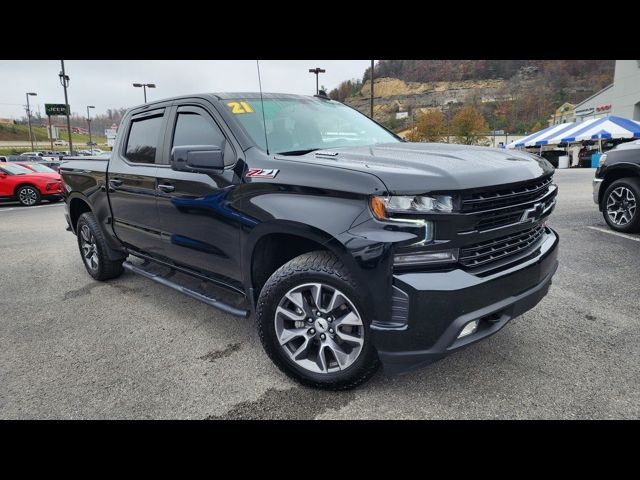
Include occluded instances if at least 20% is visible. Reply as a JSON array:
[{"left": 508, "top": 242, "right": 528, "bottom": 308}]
[
  {"left": 25, "top": 92, "right": 37, "bottom": 151},
  {"left": 59, "top": 60, "right": 73, "bottom": 153},
  {"left": 87, "top": 105, "right": 95, "bottom": 154},
  {"left": 308, "top": 68, "right": 325, "bottom": 95},
  {"left": 370, "top": 60, "right": 374, "bottom": 119}
]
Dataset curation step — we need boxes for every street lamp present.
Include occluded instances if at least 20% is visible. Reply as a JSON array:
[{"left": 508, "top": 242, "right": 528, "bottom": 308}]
[
  {"left": 86, "top": 105, "right": 95, "bottom": 154},
  {"left": 25, "top": 92, "right": 37, "bottom": 151},
  {"left": 59, "top": 60, "right": 73, "bottom": 153},
  {"left": 308, "top": 68, "right": 325, "bottom": 95},
  {"left": 133, "top": 83, "right": 156, "bottom": 103}
]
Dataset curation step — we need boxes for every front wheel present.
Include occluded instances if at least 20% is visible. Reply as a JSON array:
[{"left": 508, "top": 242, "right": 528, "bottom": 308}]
[
  {"left": 602, "top": 178, "right": 640, "bottom": 233},
  {"left": 16, "top": 185, "right": 41, "bottom": 206},
  {"left": 256, "top": 251, "right": 380, "bottom": 390}
]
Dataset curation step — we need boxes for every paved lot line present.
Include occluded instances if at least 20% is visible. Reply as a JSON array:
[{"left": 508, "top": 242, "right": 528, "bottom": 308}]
[
  {"left": 587, "top": 226, "right": 640, "bottom": 243},
  {"left": 0, "top": 204, "right": 64, "bottom": 213}
]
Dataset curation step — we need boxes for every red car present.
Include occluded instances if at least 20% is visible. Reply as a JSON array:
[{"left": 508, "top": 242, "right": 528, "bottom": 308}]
[{"left": 0, "top": 163, "right": 64, "bottom": 206}]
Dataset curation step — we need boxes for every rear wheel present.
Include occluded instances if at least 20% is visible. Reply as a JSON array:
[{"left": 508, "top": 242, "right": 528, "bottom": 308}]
[
  {"left": 76, "top": 212, "right": 124, "bottom": 280},
  {"left": 256, "top": 251, "right": 380, "bottom": 390},
  {"left": 16, "top": 185, "right": 41, "bottom": 206},
  {"left": 602, "top": 178, "right": 640, "bottom": 233}
]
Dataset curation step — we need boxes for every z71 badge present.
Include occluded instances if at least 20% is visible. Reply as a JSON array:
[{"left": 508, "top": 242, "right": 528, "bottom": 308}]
[{"left": 245, "top": 168, "right": 279, "bottom": 179}]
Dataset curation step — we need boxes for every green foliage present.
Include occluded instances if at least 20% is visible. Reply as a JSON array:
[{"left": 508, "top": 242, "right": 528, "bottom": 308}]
[{"left": 329, "top": 79, "right": 363, "bottom": 102}]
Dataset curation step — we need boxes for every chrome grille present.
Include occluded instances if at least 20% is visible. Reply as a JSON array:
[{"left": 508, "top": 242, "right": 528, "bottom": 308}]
[{"left": 459, "top": 224, "right": 546, "bottom": 268}]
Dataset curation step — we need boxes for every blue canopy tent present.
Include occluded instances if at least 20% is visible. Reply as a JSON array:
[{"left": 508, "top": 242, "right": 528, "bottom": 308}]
[{"left": 507, "top": 122, "right": 575, "bottom": 148}]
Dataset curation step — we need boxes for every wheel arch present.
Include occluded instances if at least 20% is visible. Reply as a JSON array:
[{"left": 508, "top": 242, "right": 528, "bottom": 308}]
[
  {"left": 13, "top": 182, "right": 40, "bottom": 196},
  {"left": 68, "top": 194, "right": 94, "bottom": 233},
  {"left": 244, "top": 221, "right": 368, "bottom": 308},
  {"left": 600, "top": 164, "right": 640, "bottom": 206}
]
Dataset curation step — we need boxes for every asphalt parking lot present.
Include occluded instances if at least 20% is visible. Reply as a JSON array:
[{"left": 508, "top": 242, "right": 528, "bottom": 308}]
[{"left": 0, "top": 168, "right": 638, "bottom": 419}]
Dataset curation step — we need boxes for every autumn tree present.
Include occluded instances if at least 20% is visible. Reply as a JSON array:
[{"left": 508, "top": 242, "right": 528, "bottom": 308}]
[
  {"left": 404, "top": 127, "right": 421, "bottom": 142},
  {"left": 414, "top": 110, "right": 445, "bottom": 142},
  {"left": 451, "top": 106, "right": 489, "bottom": 145}
]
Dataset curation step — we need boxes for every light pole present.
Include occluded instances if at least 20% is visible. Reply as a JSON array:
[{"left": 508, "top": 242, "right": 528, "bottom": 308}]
[
  {"left": 133, "top": 83, "right": 156, "bottom": 103},
  {"left": 370, "top": 60, "right": 374, "bottom": 119},
  {"left": 86, "top": 105, "right": 95, "bottom": 154},
  {"left": 308, "top": 68, "right": 325, "bottom": 95},
  {"left": 25, "top": 92, "right": 37, "bottom": 151},
  {"left": 59, "top": 60, "right": 73, "bottom": 153}
]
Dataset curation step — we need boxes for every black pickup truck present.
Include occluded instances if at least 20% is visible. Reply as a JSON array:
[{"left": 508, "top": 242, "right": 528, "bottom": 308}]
[{"left": 61, "top": 93, "right": 559, "bottom": 390}]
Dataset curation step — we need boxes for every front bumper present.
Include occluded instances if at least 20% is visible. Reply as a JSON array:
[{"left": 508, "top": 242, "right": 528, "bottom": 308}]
[
  {"left": 593, "top": 177, "right": 603, "bottom": 207},
  {"left": 372, "top": 227, "right": 559, "bottom": 374}
]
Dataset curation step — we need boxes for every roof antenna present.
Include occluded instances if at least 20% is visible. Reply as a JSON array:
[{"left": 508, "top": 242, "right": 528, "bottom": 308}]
[{"left": 256, "top": 60, "right": 270, "bottom": 155}]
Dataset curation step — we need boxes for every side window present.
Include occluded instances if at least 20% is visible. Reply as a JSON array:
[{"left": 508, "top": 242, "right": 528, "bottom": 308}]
[
  {"left": 124, "top": 114, "right": 163, "bottom": 164},
  {"left": 173, "top": 111, "right": 235, "bottom": 166}
]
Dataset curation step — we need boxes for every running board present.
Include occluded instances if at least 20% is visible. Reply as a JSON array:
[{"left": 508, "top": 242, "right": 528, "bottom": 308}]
[{"left": 122, "top": 261, "right": 249, "bottom": 318}]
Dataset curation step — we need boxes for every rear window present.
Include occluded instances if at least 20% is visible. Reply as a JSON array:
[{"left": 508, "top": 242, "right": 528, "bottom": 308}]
[{"left": 125, "top": 114, "right": 163, "bottom": 164}]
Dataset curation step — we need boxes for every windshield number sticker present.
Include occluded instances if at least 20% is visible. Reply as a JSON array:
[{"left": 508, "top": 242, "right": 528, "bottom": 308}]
[
  {"left": 227, "top": 101, "right": 254, "bottom": 114},
  {"left": 246, "top": 168, "right": 279, "bottom": 179}
]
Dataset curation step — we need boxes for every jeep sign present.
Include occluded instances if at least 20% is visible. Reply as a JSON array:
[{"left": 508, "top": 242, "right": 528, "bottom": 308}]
[{"left": 45, "top": 104, "right": 70, "bottom": 116}]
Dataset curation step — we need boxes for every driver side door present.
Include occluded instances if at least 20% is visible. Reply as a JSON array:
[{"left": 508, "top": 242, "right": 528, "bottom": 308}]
[{"left": 155, "top": 104, "right": 243, "bottom": 285}]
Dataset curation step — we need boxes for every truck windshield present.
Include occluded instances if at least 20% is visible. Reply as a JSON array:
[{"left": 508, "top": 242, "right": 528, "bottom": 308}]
[{"left": 225, "top": 97, "right": 400, "bottom": 155}]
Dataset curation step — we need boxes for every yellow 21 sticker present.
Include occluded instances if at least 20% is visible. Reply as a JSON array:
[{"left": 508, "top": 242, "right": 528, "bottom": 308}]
[{"left": 227, "top": 101, "right": 254, "bottom": 114}]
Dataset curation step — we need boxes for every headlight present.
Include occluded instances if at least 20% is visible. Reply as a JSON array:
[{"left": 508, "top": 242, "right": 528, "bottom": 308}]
[
  {"left": 598, "top": 153, "right": 607, "bottom": 167},
  {"left": 370, "top": 194, "right": 453, "bottom": 220}
]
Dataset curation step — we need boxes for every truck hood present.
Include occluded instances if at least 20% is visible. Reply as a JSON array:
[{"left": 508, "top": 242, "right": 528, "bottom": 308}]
[{"left": 290, "top": 142, "right": 554, "bottom": 194}]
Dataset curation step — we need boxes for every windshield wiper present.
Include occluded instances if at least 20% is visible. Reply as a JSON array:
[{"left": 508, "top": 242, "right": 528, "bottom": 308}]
[{"left": 277, "top": 148, "right": 320, "bottom": 156}]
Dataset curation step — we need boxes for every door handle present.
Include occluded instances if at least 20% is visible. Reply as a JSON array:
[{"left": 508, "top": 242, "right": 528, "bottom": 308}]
[
  {"left": 157, "top": 183, "right": 175, "bottom": 193},
  {"left": 108, "top": 178, "right": 123, "bottom": 188}
]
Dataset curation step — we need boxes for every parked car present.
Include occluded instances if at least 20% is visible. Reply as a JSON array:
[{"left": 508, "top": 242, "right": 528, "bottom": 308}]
[
  {"left": 593, "top": 139, "right": 640, "bottom": 232},
  {"left": 15, "top": 162, "right": 61, "bottom": 179},
  {"left": 0, "top": 156, "right": 7, "bottom": 162},
  {"left": 0, "top": 163, "right": 64, "bottom": 206},
  {"left": 61, "top": 92, "right": 558, "bottom": 390},
  {"left": 54, "top": 140, "right": 69, "bottom": 146}
]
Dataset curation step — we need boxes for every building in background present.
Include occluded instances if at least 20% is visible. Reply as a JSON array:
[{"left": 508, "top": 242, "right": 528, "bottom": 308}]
[
  {"left": 572, "top": 60, "right": 640, "bottom": 123},
  {"left": 548, "top": 102, "right": 575, "bottom": 126}
]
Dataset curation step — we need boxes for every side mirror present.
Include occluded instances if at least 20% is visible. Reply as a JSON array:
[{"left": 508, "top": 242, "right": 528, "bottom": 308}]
[
  {"left": 171, "top": 144, "right": 224, "bottom": 172},
  {"left": 0, "top": 172, "right": 7, "bottom": 179}
]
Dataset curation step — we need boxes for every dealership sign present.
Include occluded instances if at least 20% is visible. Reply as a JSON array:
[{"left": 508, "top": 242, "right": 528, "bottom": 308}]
[
  {"left": 596, "top": 104, "right": 612, "bottom": 113},
  {"left": 45, "top": 103, "right": 70, "bottom": 116}
]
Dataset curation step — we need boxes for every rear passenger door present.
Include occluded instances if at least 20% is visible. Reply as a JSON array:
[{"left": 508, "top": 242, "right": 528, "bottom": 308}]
[
  {"left": 108, "top": 107, "right": 168, "bottom": 255},
  {"left": 155, "top": 103, "right": 243, "bottom": 284}
]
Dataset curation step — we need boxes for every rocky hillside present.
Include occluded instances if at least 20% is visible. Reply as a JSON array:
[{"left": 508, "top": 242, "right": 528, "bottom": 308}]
[{"left": 331, "top": 60, "right": 614, "bottom": 134}]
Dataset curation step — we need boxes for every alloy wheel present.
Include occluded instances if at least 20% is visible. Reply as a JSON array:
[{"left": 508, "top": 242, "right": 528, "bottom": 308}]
[
  {"left": 79, "top": 224, "right": 99, "bottom": 272},
  {"left": 274, "top": 282, "right": 364, "bottom": 374},
  {"left": 19, "top": 187, "right": 38, "bottom": 206},
  {"left": 606, "top": 186, "right": 637, "bottom": 226}
]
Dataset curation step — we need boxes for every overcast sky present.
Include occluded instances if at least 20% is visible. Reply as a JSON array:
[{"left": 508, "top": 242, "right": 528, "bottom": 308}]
[{"left": 0, "top": 60, "right": 371, "bottom": 119}]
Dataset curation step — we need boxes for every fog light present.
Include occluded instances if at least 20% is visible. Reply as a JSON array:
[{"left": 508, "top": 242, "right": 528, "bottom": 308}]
[
  {"left": 457, "top": 320, "right": 479, "bottom": 338},
  {"left": 393, "top": 249, "right": 458, "bottom": 266}
]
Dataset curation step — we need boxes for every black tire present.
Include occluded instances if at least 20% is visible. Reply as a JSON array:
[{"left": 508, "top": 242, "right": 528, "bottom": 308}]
[
  {"left": 602, "top": 178, "right": 640, "bottom": 233},
  {"left": 256, "top": 251, "right": 380, "bottom": 390},
  {"left": 16, "top": 185, "right": 41, "bottom": 206},
  {"left": 76, "top": 212, "right": 124, "bottom": 280}
]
